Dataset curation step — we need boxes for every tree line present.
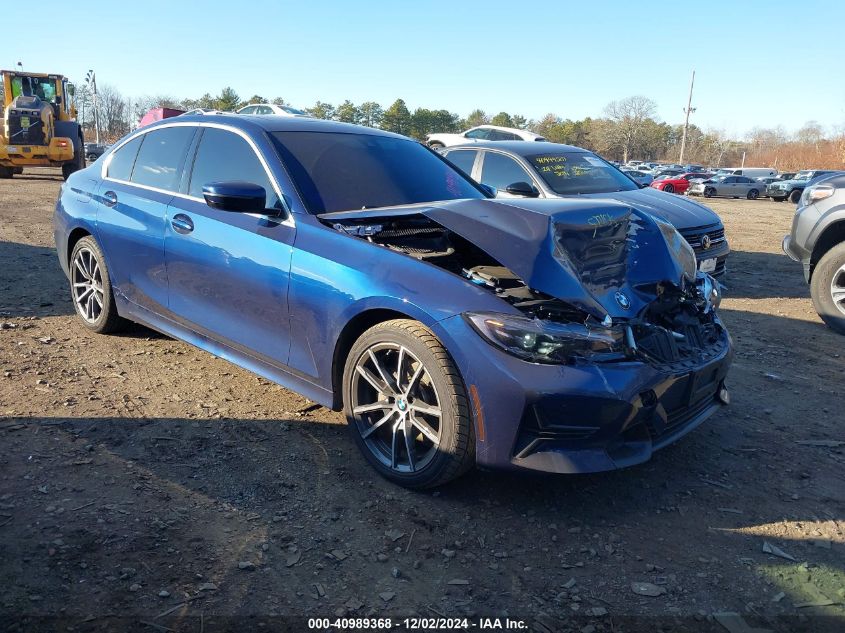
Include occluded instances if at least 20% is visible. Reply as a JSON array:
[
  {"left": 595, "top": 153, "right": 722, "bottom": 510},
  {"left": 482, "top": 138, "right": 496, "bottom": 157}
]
[{"left": 2, "top": 80, "right": 842, "bottom": 170}]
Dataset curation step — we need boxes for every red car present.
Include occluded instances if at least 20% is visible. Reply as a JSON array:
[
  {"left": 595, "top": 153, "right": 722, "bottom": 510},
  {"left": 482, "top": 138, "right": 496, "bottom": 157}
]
[{"left": 650, "top": 172, "right": 711, "bottom": 195}]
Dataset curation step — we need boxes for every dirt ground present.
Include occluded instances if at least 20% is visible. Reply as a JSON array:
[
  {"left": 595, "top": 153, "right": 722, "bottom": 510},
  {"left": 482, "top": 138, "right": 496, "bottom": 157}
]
[{"left": 1, "top": 169, "right": 843, "bottom": 633}]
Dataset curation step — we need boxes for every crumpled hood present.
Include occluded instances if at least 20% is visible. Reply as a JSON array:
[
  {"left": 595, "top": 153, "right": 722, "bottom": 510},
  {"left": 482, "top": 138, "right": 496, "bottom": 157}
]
[
  {"left": 320, "top": 197, "right": 694, "bottom": 320},
  {"left": 422, "top": 198, "right": 690, "bottom": 320},
  {"left": 576, "top": 187, "right": 721, "bottom": 229}
]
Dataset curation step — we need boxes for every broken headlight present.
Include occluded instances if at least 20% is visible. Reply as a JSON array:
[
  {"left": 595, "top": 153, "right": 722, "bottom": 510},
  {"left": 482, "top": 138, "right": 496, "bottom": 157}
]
[
  {"left": 465, "top": 312, "right": 623, "bottom": 364},
  {"left": 655, "top": 218, "right": 697, "bottom": 283}
]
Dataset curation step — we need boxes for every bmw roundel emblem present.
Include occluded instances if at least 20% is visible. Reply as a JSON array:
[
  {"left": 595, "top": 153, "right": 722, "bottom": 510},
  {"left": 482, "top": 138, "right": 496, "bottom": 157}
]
[
  {"left": 701, "top": 234, "right": 712, "bottom": 250},
  {"left": 615, "top": 291, "right": 631, "bottom": 310}
]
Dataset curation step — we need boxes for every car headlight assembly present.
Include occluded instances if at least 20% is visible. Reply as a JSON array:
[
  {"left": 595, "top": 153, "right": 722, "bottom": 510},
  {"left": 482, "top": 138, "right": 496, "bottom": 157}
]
[
  {"left": 654, "top": 218, "right": 698, "bottom": 282},
  {"left": 801, "top": 184, "right": 834, "bottom": 206},
  {"left": 465, "top": 312, "right": 624, "bottom": 364}
]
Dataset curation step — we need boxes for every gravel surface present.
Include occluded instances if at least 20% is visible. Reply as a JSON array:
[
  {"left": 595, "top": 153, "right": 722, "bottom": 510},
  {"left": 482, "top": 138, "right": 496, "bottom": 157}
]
[{"left": 1, "top": 169, "right": 843, "bottom": 632}]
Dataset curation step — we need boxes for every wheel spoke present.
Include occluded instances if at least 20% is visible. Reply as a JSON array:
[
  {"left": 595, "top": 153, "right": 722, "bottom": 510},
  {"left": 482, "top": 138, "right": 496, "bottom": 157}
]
[
  {"left": 411, "top": 414, "right": 439, "bottom": 445},
  {"left": 92, "top": 289, "right": 103, "bottom": 308},
  {"left": 831, "top": 289, "right": 845, "bottom": 305},
  {"left": 361, "top": 409, "right": 394, "bottom": 439},
  {"left": 353, "top": 401, "right": 392, "bottom": 415},
  {"left": 395, "top": 346, "right": 406, "bottom": 392},
  {"left": 355, "top": 364, "right": 389, "bottom": 395},
  {"left": 390, "top": 420, "right": 401, "bottom": 469},
  {"left": 86, "top": 294, "right": 96, "bottom": 320},
  {"left": 404, "top": 363, "right": 424, "bottom": 396},
  {"left": 403, "top": 418, "right": 416, "bottom": 472},
  {"left": 410, "top": 402, "right": 441, "bottom": 418},
  {"left": 76, "top": 286, "right": 94, "bottom": 304},
  {"left": 74, "top": 258, "right": 90, "bottom": 280},
  {"left": 368, "top": 349, "right": 396, "bottom": 394},
  {"left": 92, "top": 262, "right": 100, "bottom": 283}
]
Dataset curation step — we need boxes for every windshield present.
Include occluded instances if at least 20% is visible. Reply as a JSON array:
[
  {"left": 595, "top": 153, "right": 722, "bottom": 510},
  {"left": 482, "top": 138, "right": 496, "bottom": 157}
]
[
  {"left": 526, "top": 152, "right": 638, "bottom": 195},
  {"left": 793, "top": 170, "right": 813, "bottom": 181},
  {"left": 271, "top": 131, "right": 486, "bottom": 213},
  {"left": 11, "top": 75, "right": 57, "bottom": 101}
]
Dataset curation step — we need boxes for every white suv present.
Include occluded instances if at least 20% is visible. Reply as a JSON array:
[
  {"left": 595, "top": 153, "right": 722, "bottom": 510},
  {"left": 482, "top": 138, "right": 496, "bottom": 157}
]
[
  {"left": 237, "top": 103, "right": 308, "bottom": 117},
  {"left": 426, "top": 125, "right": 545, "bottom": 148}
]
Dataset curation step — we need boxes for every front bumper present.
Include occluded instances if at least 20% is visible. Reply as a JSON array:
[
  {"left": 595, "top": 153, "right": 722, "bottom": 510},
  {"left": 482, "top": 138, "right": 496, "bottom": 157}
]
[{"left": 433, "top": 314, "right": 734, "bottom": 475}]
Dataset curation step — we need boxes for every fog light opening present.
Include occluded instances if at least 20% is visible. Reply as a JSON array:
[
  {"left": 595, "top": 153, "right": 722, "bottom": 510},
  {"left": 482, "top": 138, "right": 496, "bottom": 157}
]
[{"left": 718, "top": 385, "right": 730, "bottom": 405}]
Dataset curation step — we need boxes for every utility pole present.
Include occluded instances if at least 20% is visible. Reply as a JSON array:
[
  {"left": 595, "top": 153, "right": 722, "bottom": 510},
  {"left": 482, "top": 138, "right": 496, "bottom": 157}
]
[
  {"left": 86, "top": 70, "right": 99, "bottom": 144},
  {"left": 678, "top": 70, "right": 696, "bottom": 166}
]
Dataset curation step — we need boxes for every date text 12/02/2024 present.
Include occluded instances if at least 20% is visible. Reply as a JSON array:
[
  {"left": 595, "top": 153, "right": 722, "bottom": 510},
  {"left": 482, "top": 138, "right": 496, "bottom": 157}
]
[{"left": 306, "top": 617, "right": 528, "bottom": 630}]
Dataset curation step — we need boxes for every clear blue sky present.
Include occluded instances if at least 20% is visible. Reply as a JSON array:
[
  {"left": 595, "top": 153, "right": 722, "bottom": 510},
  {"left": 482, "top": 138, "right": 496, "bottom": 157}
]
[{"left": 7, "top": 0, "right": 844, "bottom": 136}]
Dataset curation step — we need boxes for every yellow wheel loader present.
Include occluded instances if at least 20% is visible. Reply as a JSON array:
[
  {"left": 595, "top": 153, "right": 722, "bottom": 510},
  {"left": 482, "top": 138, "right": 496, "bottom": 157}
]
[{"left": 1, "top": 70, "right": 84, "bottom": 180}]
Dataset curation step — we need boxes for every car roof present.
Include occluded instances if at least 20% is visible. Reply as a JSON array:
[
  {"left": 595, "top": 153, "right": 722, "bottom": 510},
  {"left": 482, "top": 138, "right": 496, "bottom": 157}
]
[
  {"left": 143, "top": 113, "right": 406, "bottom": 140},
  {"left": 445, "top": 140, "right": 588, "bottom": 154}
]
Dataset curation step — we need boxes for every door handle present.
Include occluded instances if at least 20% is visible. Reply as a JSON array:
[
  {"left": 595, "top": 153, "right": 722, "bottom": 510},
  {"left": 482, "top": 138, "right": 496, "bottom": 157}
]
[
  {"left": 171, "top": 213, "right": 194, "bottom": 234},
  {"left": 102, "top": 190, "right": 118, "bottom": 207}
]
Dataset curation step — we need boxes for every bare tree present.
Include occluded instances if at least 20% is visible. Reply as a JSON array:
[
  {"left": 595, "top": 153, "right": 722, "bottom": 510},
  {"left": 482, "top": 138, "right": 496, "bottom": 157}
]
[
  {"left": 95, "top": 84, "right": 130, "bottom": 140},
  {"left": 603, "top": 96, "right": 658, "bottom": 163}
]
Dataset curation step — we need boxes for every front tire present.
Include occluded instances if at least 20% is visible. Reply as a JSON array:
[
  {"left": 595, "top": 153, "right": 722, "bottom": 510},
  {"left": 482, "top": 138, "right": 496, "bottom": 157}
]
[
  {"left": 69, "top": 236, "right": 128, "bottom": 334},
  {"left": 704, "top": 187, "right": 715, "bottom": 198},
  {"left": 771, "top": 196, "right": 785, "bottom": 202},
  {"left": 789, "top": 189, "right": 802, "bottom": 204},
  {"left": 428, "top": 141, "right": 445, "bottom": 150},
  {"left": 810, "top": 243, "right": 845, "bottom": 335},
  {"left": 0, "top": 166, "right": 13, "bottom": 179},
  {"left": 342, "top": 319, "right": 474, "bottom": 489},
  {"left": 663, "top": 184, "right": 675, "bottom": 194}
]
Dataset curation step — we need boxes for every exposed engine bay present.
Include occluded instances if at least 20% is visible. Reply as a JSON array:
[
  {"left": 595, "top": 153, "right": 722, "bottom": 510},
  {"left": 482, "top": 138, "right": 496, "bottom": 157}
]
[{"left": 326, "top": 205, "right": 726, "bottom": 369}]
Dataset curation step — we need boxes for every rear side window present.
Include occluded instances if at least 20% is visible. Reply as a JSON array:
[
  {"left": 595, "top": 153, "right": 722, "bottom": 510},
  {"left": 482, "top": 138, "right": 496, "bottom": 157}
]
[
  {"left": 444, "top": 150, "right": 478, "bottom": 175},
  {"left": 106, "top": 135, "right": 143, "bottom": 181},
  {"left": 130, "top": 127, "right": 196, "bottom": 191},
  {"left": 188, "top": 128, "right": 281, "bottom": 210}
]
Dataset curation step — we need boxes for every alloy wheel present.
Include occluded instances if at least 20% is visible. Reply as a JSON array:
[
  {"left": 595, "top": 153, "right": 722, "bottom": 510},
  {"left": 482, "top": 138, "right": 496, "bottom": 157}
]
[
  {"left": 830, "top": 264, "right": 845, "bottom": 316},
  {"left": 350, "top": 343, "right": 442, "bottom": 473},
  {"left": 72, "top": 247, "right": 105, "bottom": 323}
]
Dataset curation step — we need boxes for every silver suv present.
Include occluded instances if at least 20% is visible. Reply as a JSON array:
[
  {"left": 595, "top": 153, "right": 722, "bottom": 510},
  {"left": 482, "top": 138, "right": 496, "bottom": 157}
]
[{"left": 783, "top": 173, "right": 845, "bottom": 333}]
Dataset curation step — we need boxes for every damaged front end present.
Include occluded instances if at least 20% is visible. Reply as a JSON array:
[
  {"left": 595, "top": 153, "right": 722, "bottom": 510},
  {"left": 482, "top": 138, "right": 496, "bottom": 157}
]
[
  {"left": 320, "top": 198, "right": 733, "bottom": 474},
  {"left": 321, "top": 199, "right": 729, "bottom": 372}
]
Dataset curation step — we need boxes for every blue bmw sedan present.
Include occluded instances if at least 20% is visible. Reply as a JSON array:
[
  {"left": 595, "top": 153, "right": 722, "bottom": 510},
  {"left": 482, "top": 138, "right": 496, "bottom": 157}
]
[{"left": 54, "top": 114, "right": 732, "bottom": 488}]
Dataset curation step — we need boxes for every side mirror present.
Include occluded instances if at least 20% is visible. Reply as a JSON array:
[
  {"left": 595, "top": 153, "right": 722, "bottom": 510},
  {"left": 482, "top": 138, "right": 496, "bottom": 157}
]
[
  {"left": 478, "top": 183, "right": 496, "bottom": 198},
  {"left": 639, "top": 182, "right": 650, "bottom": 189},
  {"left": 202, "top": 181, "right": 268, "bottom": 213},
  {"left": 504, "top": 181, "right": 539, "bottom": 198}
]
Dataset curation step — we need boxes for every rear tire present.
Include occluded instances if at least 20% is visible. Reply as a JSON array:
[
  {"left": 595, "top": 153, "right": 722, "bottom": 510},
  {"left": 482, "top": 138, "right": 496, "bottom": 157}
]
[
  {"left": 663, "top": 184, "right": 675, "bottom": 194},
  {"left": 62, "top": 135, "right": 86, "bottom": 181},
  {"left": 704, "top": 187, "right": 715, "bottom": 198},
  {"left": 69, "top": 236, "right": 129, "bottom": 334},
  {"left": 789, "top": 189, "right": 802, "bottom": 204},
  {"left": 0, "top": 166, "right": 13, "bottom": 179},
  {"left": 428, "top": 141, "right": 445, "bottom": 150},
  {"left": 342, "top": 319, "right": 475, "bottom": 489},
  {"left": 771, "top": 196, "right": 785, "bottom": 202},
  {"left": 747, "top": 189, "right": 759, "bottom": 200},
  {"left": 810, "top": 243, "right": 845, "bottom": 335}
]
